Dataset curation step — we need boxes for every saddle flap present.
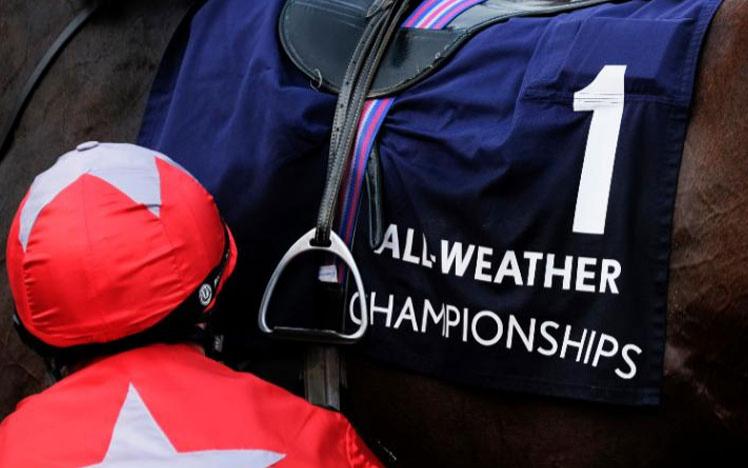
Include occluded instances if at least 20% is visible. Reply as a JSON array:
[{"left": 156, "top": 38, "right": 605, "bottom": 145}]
[{"left": 279, "top": 0, "right": 464, "bottom": 98}]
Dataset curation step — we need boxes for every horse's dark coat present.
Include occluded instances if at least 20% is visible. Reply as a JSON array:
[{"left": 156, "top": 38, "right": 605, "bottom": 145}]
[
  {"left": 343, "top": 1, "right": 748, "bottom": 465},
  {"left": 0, "top": 0, "right": 193, "bottom": 418},
  {"left": 0, "top": 0, "right": 746, "bottom": 466}
]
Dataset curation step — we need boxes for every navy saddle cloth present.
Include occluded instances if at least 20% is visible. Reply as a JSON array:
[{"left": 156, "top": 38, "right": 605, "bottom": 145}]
[{"left": 139, "top": 0, "right": 721, "bottom": 405}]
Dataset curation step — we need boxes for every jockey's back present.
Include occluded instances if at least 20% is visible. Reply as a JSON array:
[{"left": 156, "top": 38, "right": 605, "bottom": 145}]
[{"left": 0, "top": 343, "right": 380, "bottom": 468}]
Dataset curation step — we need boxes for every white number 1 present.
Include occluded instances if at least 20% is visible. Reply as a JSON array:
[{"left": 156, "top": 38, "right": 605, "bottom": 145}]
[{"left": 572, "top": 65, "right": 626, "bottom": 235}]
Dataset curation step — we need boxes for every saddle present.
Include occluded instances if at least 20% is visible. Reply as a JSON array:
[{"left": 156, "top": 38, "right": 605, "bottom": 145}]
[
  {"left": 280, "top": 0, "right": 612, "bottom": 98},
  {"left": 262, "top": 0, "right": 613, "bottom": 409}
]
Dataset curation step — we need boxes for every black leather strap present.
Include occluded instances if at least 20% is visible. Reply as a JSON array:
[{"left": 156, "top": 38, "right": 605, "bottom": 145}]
[
  {"left": 313, "top": 0, "right": 411, "bottom": 247},
  {"left": 299, "top": 0, "right": 411, "bottom": 410},
  {"left": 366, "top": 144, "right": 385, "bottom": 249},
  {"left": 0, "top": 3, "right": 100, "bottom": 164}
]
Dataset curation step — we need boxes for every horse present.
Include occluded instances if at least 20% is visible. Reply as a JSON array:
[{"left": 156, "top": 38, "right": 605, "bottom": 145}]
[{"left": 1, "top": 0, "right": 746, "bottom": 466}]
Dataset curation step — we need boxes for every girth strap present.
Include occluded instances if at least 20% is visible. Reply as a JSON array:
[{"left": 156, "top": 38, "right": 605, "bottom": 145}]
[{"left": 304, "top": 346, "right": 342, "bottom": 409}]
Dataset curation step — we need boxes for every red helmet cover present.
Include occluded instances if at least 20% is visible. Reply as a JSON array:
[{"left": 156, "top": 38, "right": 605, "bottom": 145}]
[{"left": 6, "top": 143, "right": 237, "bottom": 348}]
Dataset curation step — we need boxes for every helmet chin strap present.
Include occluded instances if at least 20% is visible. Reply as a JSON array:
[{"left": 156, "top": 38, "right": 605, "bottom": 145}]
[{"left": 12, "top": 311, "right": 70, "bottom": 381}]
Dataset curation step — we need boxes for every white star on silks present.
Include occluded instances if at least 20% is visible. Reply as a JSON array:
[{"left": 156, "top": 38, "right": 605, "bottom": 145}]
[{"left": 84, "top": 384, "right": 285, "bottom": 468}]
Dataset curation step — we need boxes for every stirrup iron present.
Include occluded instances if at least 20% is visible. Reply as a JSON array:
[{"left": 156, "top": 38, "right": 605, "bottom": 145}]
[{"left": 258, "top": 228, "right": 368, "bottom": 344}]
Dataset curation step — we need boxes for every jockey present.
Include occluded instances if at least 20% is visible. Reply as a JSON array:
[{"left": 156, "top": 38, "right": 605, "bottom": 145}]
[{"left": 0, "top": 142, "right": 381, "bottom": 467}]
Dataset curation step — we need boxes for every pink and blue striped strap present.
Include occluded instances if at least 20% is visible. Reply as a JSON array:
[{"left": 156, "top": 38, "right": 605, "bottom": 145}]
[{"left": 333, "top": 0, "right": 484, "bottom": 281}]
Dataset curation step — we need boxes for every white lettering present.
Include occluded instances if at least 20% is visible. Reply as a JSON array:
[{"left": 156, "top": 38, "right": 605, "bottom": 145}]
[
  {"left": 544, "top": 254, "right": 573, "bottom": 290},
  {"left": 402, "top": 228, "right": 420, "bottom": 264},
  {"left": 576, "top": 257, "right": 597, "bottom": 293},
  {"left": 349, "top": 292, "right": 363, "bottom": 325},
  {"left": 474, "top": 246, "right": 494, "bottom": 282},
  {"left": 560, "top": 325, "right": 588, "bottom": 362},
  {"left": 440, "top": 241, "right": 475, "bottom": 277},
  {"left": 615, "top": 344, "right": 642, "bottom": 380},
  {"left": 592, "top": 333, "right": 619, "bottom": 367},
  {"left": 444, "top": 305, "right": 461, "bottom": 338},
  {"left": 421, "top": 298, "right": 445, "bottom": 334},
  {"left": 374, "top": 224, "right": 400, "bottom": 259},
  {"left": 506, "top": 315, "right": 535, "bottom": 352},
  {"left": 524, "top": 251, "right": 543, "bottom": 287},
  {"left": 470, "top": 310, "right": 504, "bottom": 346},
  {"left": 393, "top": 296, "right": 419, "bottom": 332},
  {"left": 537, "top": 321, "right": 560, "bottom": 356},
  {"left": 583, "top": 330, "right": 597, "bottom": 364},
  {"left": 421, "top": 234, "right": 434, "bottom": 268},
  {"left": 370, "top": 291, "right": 393, "bottom": 327},
  {"left": 600, "top": 259, "right": 621, "bottom": 294},
  {"left": 494, "top": 250, "right": 523, "bottom": 286},
  {"left": 462, "top": 308, "right": 469, "bottom": 342}
]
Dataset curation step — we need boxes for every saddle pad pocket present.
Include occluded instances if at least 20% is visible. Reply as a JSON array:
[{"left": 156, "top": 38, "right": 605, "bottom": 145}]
[{"left": 523, "top": 17, "right": 696, "bottom": 105}]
